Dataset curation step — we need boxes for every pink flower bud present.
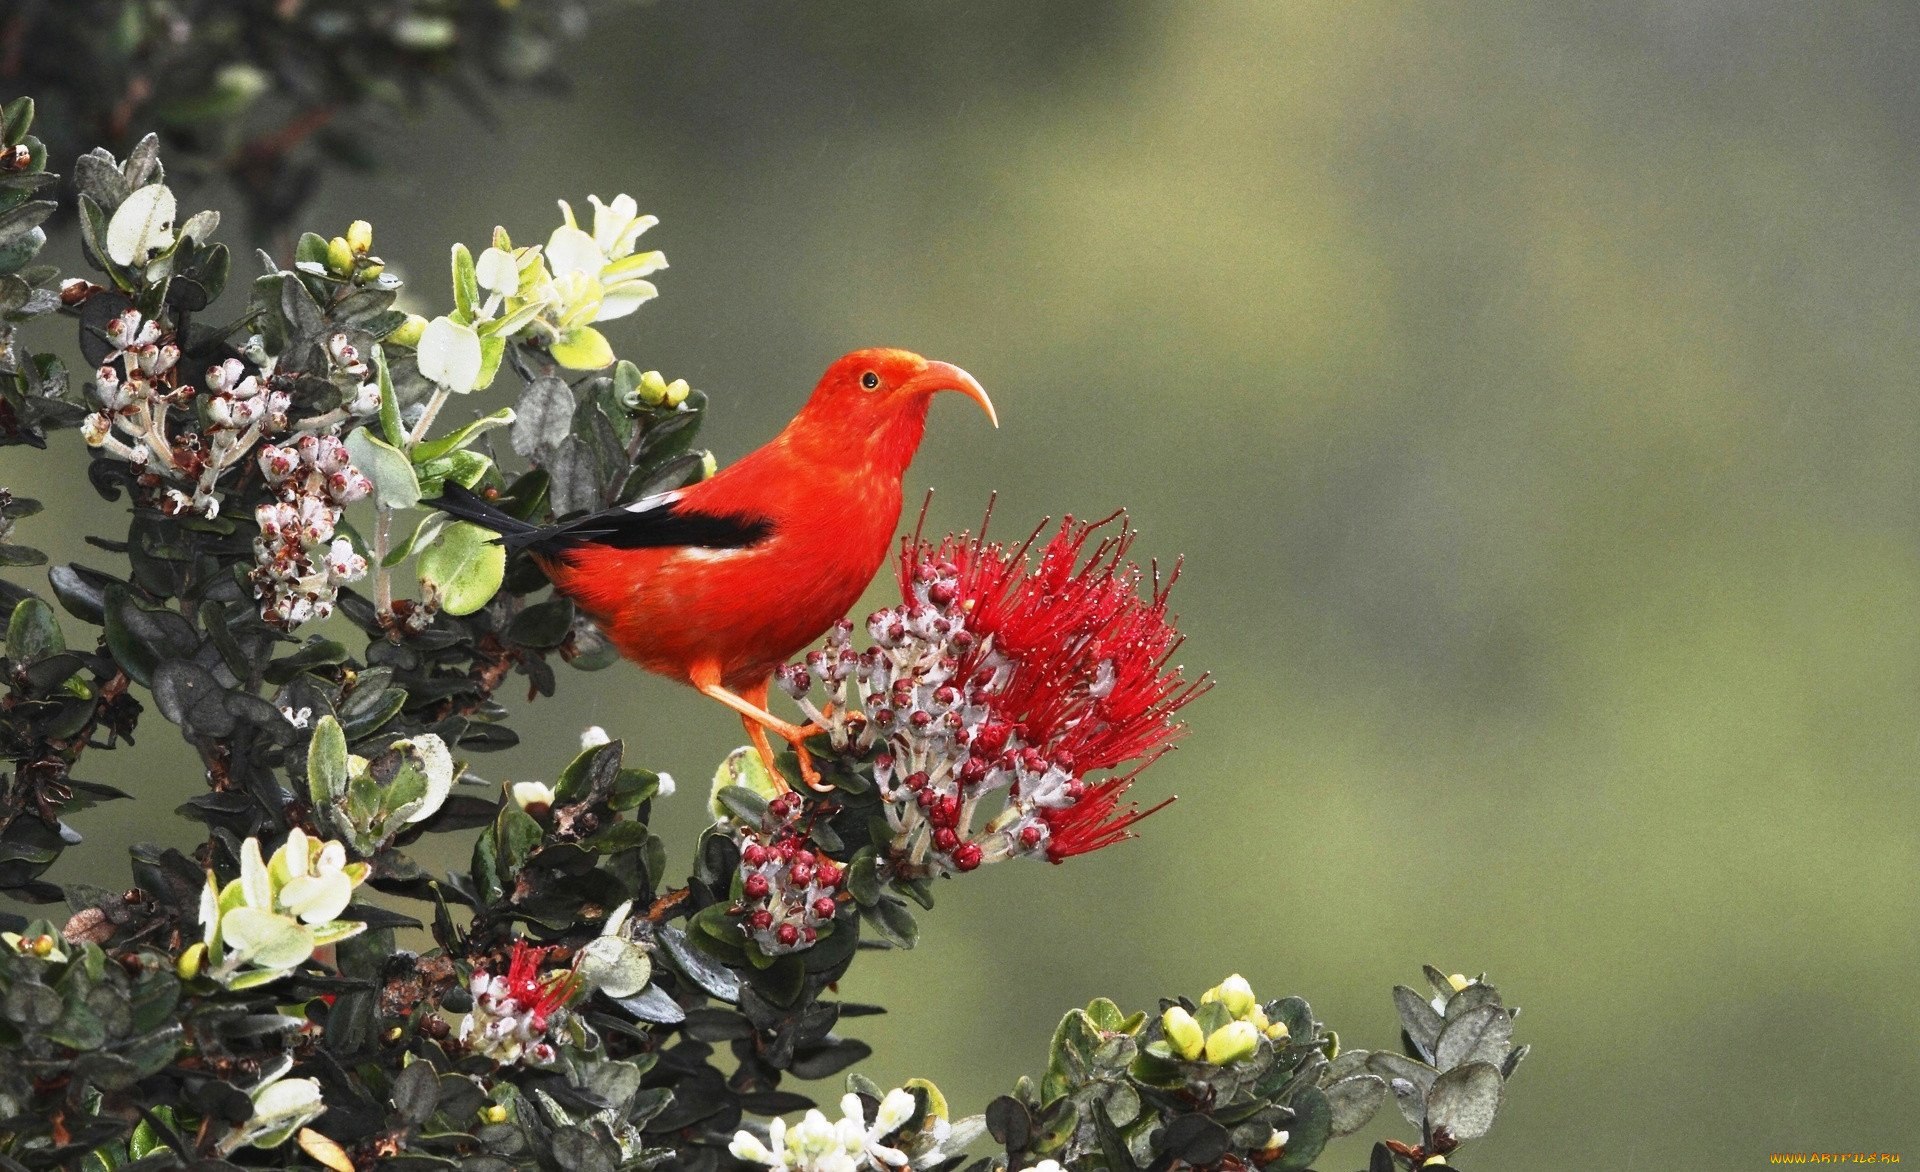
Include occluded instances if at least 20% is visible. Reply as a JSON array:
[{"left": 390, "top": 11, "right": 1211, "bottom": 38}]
[
  {"left": 326, "top": 466, "right": 372, "bottom": 504},
  {"left": 313, "top": 435, "right": 350, "bottom": 473},
  {"left": 258, "top": 444, "right": 298, "bottom": 482}
]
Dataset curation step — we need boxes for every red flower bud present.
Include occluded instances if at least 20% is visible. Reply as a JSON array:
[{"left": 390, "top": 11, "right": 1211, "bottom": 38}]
[{"left": 953, "top": 843, "right": 983, "bottom": 871}]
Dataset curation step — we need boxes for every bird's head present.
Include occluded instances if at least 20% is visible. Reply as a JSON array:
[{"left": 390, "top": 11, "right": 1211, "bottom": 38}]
[{"left": 801, "top": 348, "right": 998, "bottom": 445}]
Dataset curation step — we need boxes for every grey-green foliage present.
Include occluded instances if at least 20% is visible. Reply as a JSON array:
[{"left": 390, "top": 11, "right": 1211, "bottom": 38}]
[
  {"left": 9, "top": 0, "right": 639, "bottom": 241},
  {"left": 0, "top": 91, "right": 1533, "bottom": 1171},
  {"left": 981, "top": 971, "right": 1525, "bottom": 1172}
]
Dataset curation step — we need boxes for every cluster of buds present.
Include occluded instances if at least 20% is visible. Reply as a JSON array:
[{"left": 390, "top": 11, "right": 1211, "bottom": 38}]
[
  {"left": 251, "top": 431, "right": 372, "bottom": 627},
  {"left": 322, "top": 332, "right": 382, "bottom": 418},
  {"left": 1160, "top": 975, "right": 1292, "bottom": 1066},
  {"left": 460, "top": 939, "right": 582, "bottom": 1067},
  {"left": 83, "top": 309, "right": 286, "bottom": 520},
  {"left": 780, "top": 513, "right": 1205, "bottom": 879},
  {"left": 82, "top": 302, "right": 375, "bottom": 629},
  {"left": 733, "top": 798, "right": 847, "bottom": 955}
]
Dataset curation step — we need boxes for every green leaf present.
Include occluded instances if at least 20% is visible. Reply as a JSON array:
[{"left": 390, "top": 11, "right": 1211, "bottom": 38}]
[
  {"left": 374, "top": 344, "right": 406, "bottom": 448},
  {"left": 1084, "top": 997, "right": 1127, "bottom": 1033},
  {"left": 76, "top": 193, "right": 116, "bottom": 279},
  {"left": 845, "top": 849, "right": 880, "bottom": 906},
  {"left": 411, "top": 406, "right": 516, "bottom": 464},
  {"left": 101, "top": 585, "right": 199, "bottom": 690},
  {"left": 493, "top": 804, "right": 544, "bottom": 875},
  {"left": 344, "top": 427, "right": 421, "bottom": 510},
  {"left": 476, "top": 332, "right": 506, "bottom": 390},
  {"left": 417, "top": 521, "right": 505, "bottom": 615},
  {"left": 307, "top": 715, "right": 350, "bottom": 807},
  {"left": 220, "top": 907, "right": 316, "bottom": 971},
  {"left": 0, "top": 198, "right": 55, "bottom": 246},
  {"left": 576, "top": 935, "right": 651, "bottom": 999},
  {"left": 1091, "top": 1100, "right": 1137, "bottom": 1172},
  {"left": 295, "top": 232, "right": 330, "bottom": 267},
  {"left": 7, "top": 596, "right": 62, "bottom": 662},
  {"left": 1268, "top": 1087, "right": 1332, "bottom": 1171},
  {"left": 550, "top": 326, "right": 614, "bottom": 370},
  {"left": 709, "top": 747, "right": 782, "bottom": 818},
  {"left": 1, "top": 97, "right": 33, "bottom": 147},
  {"left": 714, "top": 785, "right": 769, "bottom": 826},
  {"left": 451, "top": 243, "right": 479, "bottom": 321},
  {"left": 864, "top": 897, "right": 918, "bottom": 949}
]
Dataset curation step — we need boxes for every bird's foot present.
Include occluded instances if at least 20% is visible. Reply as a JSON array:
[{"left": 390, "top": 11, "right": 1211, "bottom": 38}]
[{"left": 784, "top": 725, "right": 831, "bottom": 793}]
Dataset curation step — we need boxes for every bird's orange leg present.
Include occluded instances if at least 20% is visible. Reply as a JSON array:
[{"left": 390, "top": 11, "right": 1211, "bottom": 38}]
[{"left": 691, "top": 664, "right": 830, "bottom": 793}]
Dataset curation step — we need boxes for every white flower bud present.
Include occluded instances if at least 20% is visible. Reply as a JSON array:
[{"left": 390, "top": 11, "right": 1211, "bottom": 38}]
[
  {"left": 206, "top": 358, "right": 245, "bottom": 393},
  {"left": 258, "top": 444, "right": 298, "bottom": 482},
  {"left": 295, "top": 497, "right": 337, "bottom": 544},
  {"left": 325, "top": 538, "right": 367, "bottom": 582},
  {"left": 81, "top": 412, "right": 112, "bottom": 447},
  {"left": 313, "top": 435, "right": 350, "bottom": 473},
  {"left": 326, "top": 466, "right": 372, "bottom": 504},
  {"left": 104, "top": 309, "right": 144, "bottom": 351},
  {"left": 512, "top": 781, "right": 555, "bottom": 811}
]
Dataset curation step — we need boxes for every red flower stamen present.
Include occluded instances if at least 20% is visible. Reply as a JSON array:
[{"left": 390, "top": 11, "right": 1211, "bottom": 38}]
[
  {"left": 899, "top": 504, "right": 1209, "bottom": 860},
  {"left": 501, "top": 939, "right": 579, "bottom": 1029}
]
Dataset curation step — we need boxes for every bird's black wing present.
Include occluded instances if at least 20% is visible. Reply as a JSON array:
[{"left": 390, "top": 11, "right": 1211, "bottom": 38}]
[{"left": 431, "top": 482, "right": 773, "bottom": 557}]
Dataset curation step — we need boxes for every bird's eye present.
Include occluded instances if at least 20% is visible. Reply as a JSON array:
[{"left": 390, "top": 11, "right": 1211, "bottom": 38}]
[{"left": 860, "top": 371, "right": 881, "bottom": 391}]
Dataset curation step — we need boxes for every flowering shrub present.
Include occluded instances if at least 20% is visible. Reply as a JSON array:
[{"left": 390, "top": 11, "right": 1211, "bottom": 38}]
[{"left": 0, "top": 89, "right": 1531, "bottom": 1172}]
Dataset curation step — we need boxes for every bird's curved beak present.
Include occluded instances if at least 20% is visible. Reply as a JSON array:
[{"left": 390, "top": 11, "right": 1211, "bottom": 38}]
[{"left": 907, "top": 361, "right": 998, "bottom": 428}]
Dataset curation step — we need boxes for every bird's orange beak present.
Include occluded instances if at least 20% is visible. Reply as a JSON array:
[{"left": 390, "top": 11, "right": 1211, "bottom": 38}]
[{"left": 906, "top": 361, "right": 998, "bottom": 428}]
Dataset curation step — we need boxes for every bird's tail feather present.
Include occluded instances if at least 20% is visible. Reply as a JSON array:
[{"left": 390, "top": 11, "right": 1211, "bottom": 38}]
[{"left": 430, "top": 483, "right": 541, "bottom": 550}]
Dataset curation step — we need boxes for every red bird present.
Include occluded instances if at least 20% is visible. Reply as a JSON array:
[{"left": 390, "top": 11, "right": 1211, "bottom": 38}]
[{"left": 435, "top": 348, "right": 995, "bottom": 790}]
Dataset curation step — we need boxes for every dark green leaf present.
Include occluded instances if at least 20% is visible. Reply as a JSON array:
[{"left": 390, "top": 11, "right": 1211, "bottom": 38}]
[
  {"left": 7, "top": 596, "right": 62, "bottom": 662},
  {"left": 658, "top": 925, "right": 740, "bottom": 1003},
  {"left": 1157, "top": 1114, "right": 1229, "bottom": 1165},
  {"left": 392, "top": 1058, "right": 441, "bottom": 1125},
  {"left": 1268, "top": 1087, "right": 1331, "bottom": 1171}
]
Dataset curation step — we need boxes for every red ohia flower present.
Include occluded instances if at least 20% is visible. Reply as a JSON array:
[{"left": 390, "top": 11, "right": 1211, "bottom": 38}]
[
  {"left": 898, "top": 507, "right": 1209, "bottom": 860},
  {"left": 499, "top": 938, "right": 578, "bottom": 1031}
]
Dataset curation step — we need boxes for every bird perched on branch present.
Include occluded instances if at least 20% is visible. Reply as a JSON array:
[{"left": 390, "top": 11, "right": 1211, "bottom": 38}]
[{"left": 433, "top": 348, "right": 996, "bottom": 791}]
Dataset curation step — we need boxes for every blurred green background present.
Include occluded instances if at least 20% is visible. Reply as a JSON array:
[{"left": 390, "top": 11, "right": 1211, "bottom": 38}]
[{"left": 6, "top": 2, "right": 1919, "bottom": 1167}]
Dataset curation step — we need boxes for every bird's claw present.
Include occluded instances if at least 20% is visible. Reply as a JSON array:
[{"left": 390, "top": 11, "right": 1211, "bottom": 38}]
[{"left": 789, "top": 725, "right": 832, "bottom": 793}]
